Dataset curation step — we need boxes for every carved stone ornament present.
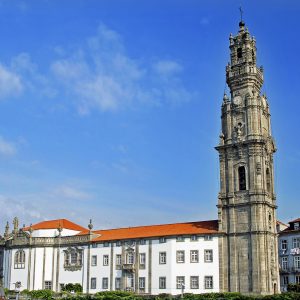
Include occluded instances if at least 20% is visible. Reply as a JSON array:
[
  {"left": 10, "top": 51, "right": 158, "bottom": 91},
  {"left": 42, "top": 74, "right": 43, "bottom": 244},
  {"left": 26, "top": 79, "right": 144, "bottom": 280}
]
[{"left": 256, "top": 162, "right": 262, "bottom": 175}]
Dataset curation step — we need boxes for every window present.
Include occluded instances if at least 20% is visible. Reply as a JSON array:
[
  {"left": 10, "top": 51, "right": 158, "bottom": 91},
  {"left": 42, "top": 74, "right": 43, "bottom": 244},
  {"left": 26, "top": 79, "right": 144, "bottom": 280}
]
[
  {"left": 237, "top": 47, "right": 242, "bottom": 59},
  {"left": 103, "top": 255, "right": 109, "bottom": 266},
  {"left": 176, "top": 236, "right": 185, "bottom": 242},
  {"left": 283, "top": 276, "right": 289, "bottom": 285},
  {"left": 102, "top": 278, "right": 108, "bottom": 289},
  {"left": 294, "top": 256, "right": 300, "bottom": 269},
  {"left": 159, "top": 277, "right": 166, "bottom": 289},
  {"left": 281, "top": 240, "right": 288, "bottom": 251},
  {"left": 190, "top": 276, "right": 199, "bottom": 289},
  {"left": 126, "top": 252, "right": 134, "bottom": 264},
  {"left": 282, "top": 257, "right": 288, "bottom": 270},
  {"left": 266, "top": 168, "right": 271, "bottom": 192},
  {"left": 204, "top": 235, "right": 213, "bottom": 241},
  {"left": 190, "top": 250, "right": 199, "bottom": 263},
  {"left": 159, "top": 252, "right": 167, "bottom": 264},
  {"left": 64, "top": 247, "right": 83, "bottom": 270},
  {"left": 204, "top": 276, "right": 213, "bottom": 289},
  {"left": 295, "top": 222, "right": 300, "bottom": 230},
  {"left": 115, "top": 277, "right": 121, "bottom": 290},
  {"left": 176, "top": 276, "right": 185, "bottom": 289},
  {"left": 159, "top": 237, "right": 166, "bottom": 243},
  {"left": 190, "top": 235, "right": 198, "bottom": 241},
  {"left": 14, "top": 250, "right": 25, "bottom": 269},
  {"left": 116, "top": 241, "right": 122, "bottom": 247},
  {"left": 116, "top": 254, "right": 122, "bottom": 266},
  {"left": 139, "top": 239, "right": 146, "bottom": 245},
  {"left": 176, "top": 251, "right": 185, "bottom": 263},
  {"left": 159, "top": 277, "right": 167, "bottom": 290},
  {"left": 91, "top": 278, "right": 97, "bottom": 289},
  {"left": 139, "top": 277, "right": 145, "bottom": 290},
  {"left": 91, "top": 255, "right": 97, "bottom": 266},
  {"left": 296, "top": 275, "right": 300, "bottom": 284},
  {"left": 127, "top": 273, "right": 134, "bottom": 288},
  {"left": 44, "top": 281, "right": 52, "bottom": 290},
  {"left": 139, "top": 253, "right": 146, "bottom": 265},
  {"left": 92, "top": 243, "right": 97, "bottom": 248},
  {"left": 204, "top": 250, "right": 213, "bottom": 262},
  {"left": 238, "top": 166, "right": 246, "bottom": 190},
  {"left": 293, "top": 238, "right": 300, "bottom": 248},
  {"left": 103, "top": 242, "right": 110, "bottom": 247}
]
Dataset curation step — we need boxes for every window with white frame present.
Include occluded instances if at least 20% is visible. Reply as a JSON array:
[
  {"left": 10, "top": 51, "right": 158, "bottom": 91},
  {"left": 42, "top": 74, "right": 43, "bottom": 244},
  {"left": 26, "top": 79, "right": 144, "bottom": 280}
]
[
  {"left": 115, "top": 277, "right": 121, "bottom": 290},
  {"left": 92, "top": 243, "right": 97, "bottom": 248},
  {"left": 139, "top": 253, "right": 146, "bottom": 265},
  {"left": 91, "top": 278, "right": 97, "bottom": 289},
  {"left": 159, "top": 237, "right": 166, "bottom": 243},
  {"left": 204, "top": 235, "right": 212, "bottom": 241},
  {"left": 293, "top": 238, "right": 300, "bottom": 248},
  {"left": 282, "top": 257, "right": 288, "bottom": 270},
  {"left": 102, "top": 277, "right": 108, "bottom": 289},
  {"left": 176, "top": 276, "right": 185, "bottom": 289},
  {"left": 294, "top": 256, "right": 300, "bottom": 269},
  {"left": 91, "top": 255, "right": 97, "bottom": 266},
  {"left": 281, "top": 240, "right": 288, "bottom": 251},
  {"left": 14, "top": 250, "right": 25, "bottom": 269},
  {"left": 116, "top": 254, "right": 122, "bottom": 266},
  {"left": 44, "top": 281, "right": 52, "bottom": 290},
  {"left": 296, "top": 275, "right": 300, "bottom": 284},
  {"left": 126, "top": 252, "right": 134, "bottom": 264},
  {"left": 190, "top": 235, "right": 198, "bottom": 241},
  {"left": 190, "top": 276, "right": 199, "bottom": 289},
  {"left": 139, "top": 277, "right": 145, "bottom": 290},
  {"left": 139, "top": 239, "right": 146, "bottom": 245},
  {"left": 204, "top": 276, "right": 213, "bottom": 289},
  {"left": 176, "top": 250, "right": 185, "bottom": 263},
  {"left": 190, "top": 250, "right": 199, "bottom": 263},
  {"left": 283, "top": 275, "right": 289, "bottom": 285},
  {"left": 295, "top": 222, "right": 300, "bottom": 230},
  {"left": 159, "top": 252, "right": 166, "bottom": 264},
  {"left": 116, "top": 241, "right": 122, "bottom": 247},
  {"left": 103, "top": 255, "right": 109, "bottom": 266},
  {"left": 176, "top": 236, "right": 185, "bottom": 242},
  {"left": 159, "top": 277, "right": 166, "bottom": 289},
  {"left": 204, "top": 249, "right": 213, "bottom": 262},
  {"left": 103, "top": 242, "right": 110, "bottom": 247},
  {"left": 127, "top": 273, "right": 134, "bottom": 288}
]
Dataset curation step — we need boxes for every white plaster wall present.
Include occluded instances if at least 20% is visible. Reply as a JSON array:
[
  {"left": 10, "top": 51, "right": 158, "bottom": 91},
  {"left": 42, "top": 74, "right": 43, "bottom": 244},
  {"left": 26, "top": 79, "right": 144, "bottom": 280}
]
[{"left": 30, "top": 229, "right": 80, "bottom": 238}]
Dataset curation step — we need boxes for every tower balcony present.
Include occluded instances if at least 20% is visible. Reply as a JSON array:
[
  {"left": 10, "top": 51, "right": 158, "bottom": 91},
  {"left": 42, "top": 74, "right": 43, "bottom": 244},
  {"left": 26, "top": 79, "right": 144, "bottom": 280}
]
[{"left": 122, "top": 263, "right": 135, "bottom": 271}]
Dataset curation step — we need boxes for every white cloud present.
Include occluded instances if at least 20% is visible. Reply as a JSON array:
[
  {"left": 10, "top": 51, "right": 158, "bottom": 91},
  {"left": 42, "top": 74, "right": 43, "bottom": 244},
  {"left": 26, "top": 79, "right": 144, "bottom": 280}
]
[
  {"left": 0, "top": 136, "right": 17, "bottom": 156},
  {"left": 0, "top": 64, "right": 23, "bottom": 99},
  {"left": 54, "top": 185, "right": 91, "bottom": 200},
  {"left": 51, "top": 24, "right": 195, "bottom": 114}
]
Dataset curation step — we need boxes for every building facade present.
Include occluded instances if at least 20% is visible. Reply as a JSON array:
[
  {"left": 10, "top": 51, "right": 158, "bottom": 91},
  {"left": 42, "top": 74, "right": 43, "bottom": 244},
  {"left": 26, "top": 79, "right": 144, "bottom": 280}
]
[
  {"left": 0, "top": 21, "right": 280, "bottom": 296},
  {"left": 278, "top": 218, "right": 300, "bottom": 291},
  {"left": 0, "top": 218, "right": 220, "bottom": 295},
  {"left": 216, "top": 20, "right": 279, "bottom": 294}
]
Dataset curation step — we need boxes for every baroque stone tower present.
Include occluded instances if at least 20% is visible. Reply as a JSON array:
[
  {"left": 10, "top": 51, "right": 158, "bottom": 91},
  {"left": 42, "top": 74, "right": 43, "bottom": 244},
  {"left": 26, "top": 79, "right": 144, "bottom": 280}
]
[{"left": 216, "top": 20, "right": 280, "bottom": 295}]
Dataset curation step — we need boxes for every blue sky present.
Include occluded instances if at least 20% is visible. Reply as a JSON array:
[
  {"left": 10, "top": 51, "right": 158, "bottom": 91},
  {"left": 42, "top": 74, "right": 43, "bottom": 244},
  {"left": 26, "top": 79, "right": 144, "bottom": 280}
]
[{"left": 0, "top": 0, "right": 299, "bottom": 231}]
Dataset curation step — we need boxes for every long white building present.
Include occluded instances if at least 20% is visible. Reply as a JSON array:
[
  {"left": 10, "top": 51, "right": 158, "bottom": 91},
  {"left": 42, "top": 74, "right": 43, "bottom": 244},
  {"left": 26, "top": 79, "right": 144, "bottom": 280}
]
[{"left": 0, "top": 218, "right": 220, "bottom": 295}]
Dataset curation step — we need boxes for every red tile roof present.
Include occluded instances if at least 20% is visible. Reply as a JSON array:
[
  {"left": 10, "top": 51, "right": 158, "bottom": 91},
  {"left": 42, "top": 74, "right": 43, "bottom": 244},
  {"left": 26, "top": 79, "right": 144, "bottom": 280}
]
[
  {"left": 23, "top": 219, "right": 87, "bottom": 232},
  {"left": 290, "top": 218, "right": 300, "bottom": 223},
  {"left": 90, "top": 220, "right": 219, "bottom": 242}
]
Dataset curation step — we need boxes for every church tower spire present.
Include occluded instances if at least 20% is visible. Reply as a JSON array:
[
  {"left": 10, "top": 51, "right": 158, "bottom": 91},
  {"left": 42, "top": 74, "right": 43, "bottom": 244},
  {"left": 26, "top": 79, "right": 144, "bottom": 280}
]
[{"left": 216, "top": 20, "right": 279, "bottom": 295}]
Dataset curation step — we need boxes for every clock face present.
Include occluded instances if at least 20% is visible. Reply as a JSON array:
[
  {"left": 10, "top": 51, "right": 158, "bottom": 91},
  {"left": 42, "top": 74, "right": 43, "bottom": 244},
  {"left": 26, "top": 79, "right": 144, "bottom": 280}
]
[{"left": 233, "top": 95, "right": 242, "bottom": 105}]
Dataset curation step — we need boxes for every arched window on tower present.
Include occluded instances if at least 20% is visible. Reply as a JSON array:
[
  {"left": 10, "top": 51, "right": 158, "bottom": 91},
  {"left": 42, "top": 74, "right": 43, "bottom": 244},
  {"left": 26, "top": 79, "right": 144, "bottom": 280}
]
[
  {"left": 238, "top": 166, "right": 246, "bottom": 191},
  {"left": 14, "top": 250, "right": 25, "bottom": 269},
  {"left": 266, "top": 168, "right": 271, "bottom": 193}
]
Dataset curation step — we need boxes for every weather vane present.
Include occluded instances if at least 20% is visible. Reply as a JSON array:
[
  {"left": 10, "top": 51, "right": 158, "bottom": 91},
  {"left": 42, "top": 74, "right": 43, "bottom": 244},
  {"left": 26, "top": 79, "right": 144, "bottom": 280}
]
[{"left": 239, "top": 6, "right": 244, "bottom": 22}]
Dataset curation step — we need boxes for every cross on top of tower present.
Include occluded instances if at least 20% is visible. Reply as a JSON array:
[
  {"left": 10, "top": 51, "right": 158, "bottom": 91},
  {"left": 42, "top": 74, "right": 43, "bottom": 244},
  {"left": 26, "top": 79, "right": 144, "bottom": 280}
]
[{"left": 239, "top": 7, "right": 245, "bottom": 27}]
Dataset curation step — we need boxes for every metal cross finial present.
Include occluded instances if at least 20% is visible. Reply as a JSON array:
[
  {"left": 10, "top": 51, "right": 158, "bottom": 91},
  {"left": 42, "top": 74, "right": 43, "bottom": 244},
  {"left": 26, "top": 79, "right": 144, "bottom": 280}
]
[{"left": 239, "top": 6, "right": 243, "bottom": 22}]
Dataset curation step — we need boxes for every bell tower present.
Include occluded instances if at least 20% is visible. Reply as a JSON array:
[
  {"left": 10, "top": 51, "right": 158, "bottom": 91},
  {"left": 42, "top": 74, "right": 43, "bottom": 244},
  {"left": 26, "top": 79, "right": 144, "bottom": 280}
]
[{"left": 216, "top": 20, "right": 279, "bottom": 295}]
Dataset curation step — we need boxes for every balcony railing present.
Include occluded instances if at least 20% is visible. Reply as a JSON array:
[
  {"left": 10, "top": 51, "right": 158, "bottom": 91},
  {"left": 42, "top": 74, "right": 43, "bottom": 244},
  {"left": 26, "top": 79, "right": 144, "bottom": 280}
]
[
  {"left": 279, "top": 267, "right": 300, "bottom": 273},
  {"left": 122, "top": 263, "right": 135, "bottom": 271}
]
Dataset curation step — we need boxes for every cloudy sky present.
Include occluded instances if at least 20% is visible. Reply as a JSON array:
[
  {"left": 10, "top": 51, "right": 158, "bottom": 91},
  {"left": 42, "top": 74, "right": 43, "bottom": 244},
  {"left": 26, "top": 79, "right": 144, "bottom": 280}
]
[{"left": 0, "top": 0, "right": 299, "bottom": 231}]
